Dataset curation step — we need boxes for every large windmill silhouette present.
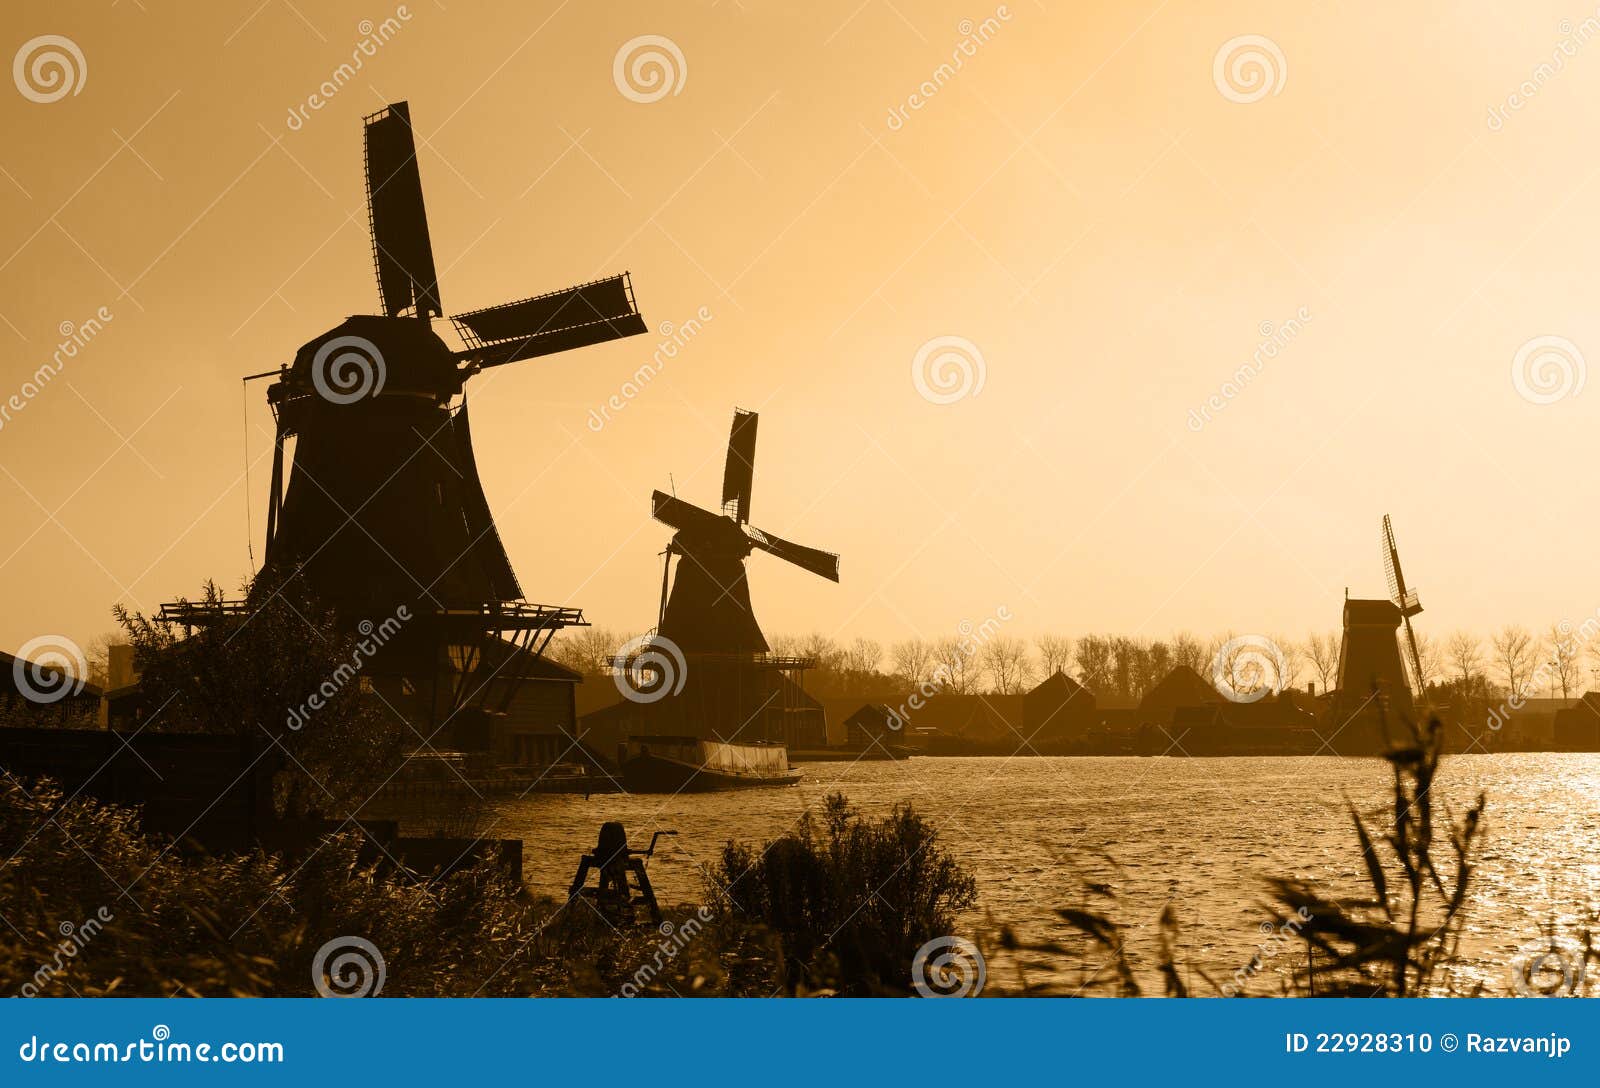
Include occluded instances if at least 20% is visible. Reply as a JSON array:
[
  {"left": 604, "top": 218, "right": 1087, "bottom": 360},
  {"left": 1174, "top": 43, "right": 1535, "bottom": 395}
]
[{"left": 167, "top": 102, "right": 647, "bottom": 731}]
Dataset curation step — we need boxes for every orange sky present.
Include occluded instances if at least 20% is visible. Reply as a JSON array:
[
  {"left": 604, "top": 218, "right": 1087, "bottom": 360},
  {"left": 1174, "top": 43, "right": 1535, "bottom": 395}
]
[{"left": 3, "top": 0, "right": 1600, "bottom": 659}]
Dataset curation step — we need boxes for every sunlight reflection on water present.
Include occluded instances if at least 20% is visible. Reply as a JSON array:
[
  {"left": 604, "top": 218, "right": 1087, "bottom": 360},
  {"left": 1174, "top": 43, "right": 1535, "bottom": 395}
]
[{"left": 450, "top": 753, "right": 1600, "bottom": 995}]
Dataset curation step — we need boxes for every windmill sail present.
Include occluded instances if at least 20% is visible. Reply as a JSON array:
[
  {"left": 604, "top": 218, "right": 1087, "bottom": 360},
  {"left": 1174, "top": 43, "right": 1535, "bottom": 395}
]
[
  {"left": 744, "top": 525, "right": 840, "bottom": 582},
  {"left": 651, "top": 490, "right": 728, "bottom": 534},
  {"left": 363, "top": 102, "right": 442, "bottom": 319},
  {"left": 721, "top": 409, "right": 758, "bottom": 522},
  {"left": 453, "top": 274, "right": 646, "bottom": 368},
  {"left": 1382, "top": 515, "right": 1426, "bottom": 697}
]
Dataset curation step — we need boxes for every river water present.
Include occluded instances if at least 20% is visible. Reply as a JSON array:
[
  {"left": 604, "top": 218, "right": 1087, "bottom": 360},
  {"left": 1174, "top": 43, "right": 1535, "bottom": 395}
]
[{"left": 447, "top": 754, "right": 1600, "bottom": 995}]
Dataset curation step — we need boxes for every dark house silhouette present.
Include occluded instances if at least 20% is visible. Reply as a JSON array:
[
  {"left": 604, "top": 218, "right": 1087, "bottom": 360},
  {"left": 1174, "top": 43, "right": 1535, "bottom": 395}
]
[
  {"left": 1171, "top": 693, "right": 1321, "bottom": 755},
  {"left": 904, "top": 691, "right": 1024, "bottom": 746},
  {"left": 1, "top": 650, "right": 101, "bottom": 728},
  {"left": 1022, "top": 671, "right": 1097, "bottom": 751},
  {"left": 843, "top": 704, "right": 904, "bottom": 749},
  {"left": 1553, "top": 693, "right": 1600, "bottom": 750},
  {"left": 1137, "top": 664, "right": 1220, "bottom": 727}
]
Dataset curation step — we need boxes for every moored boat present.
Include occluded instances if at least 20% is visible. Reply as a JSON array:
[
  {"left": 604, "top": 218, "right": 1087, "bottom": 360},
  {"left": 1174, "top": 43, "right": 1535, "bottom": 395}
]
[{"left": 619, "top": 735, "right": 802, "bottom": 792}]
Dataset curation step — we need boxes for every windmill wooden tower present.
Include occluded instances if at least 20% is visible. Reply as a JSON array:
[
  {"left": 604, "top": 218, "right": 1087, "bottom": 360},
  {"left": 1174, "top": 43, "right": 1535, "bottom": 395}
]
[
  {"left": 167, "top": 102, "right": 648, "bottom": 738},
  {"left": 608, "top": 409, "right": 840, "bottom": 747},
  {"left": 1328, "top": 514, "right": 1425, "bottom": 752}
]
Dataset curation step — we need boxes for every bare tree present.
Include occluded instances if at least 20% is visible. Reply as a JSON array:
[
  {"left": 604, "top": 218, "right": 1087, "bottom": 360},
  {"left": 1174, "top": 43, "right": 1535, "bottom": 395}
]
[
  {"left": 1170, "top": 632, "right": 1206, "bottom": 675},
  {"left": 844, "top": 637, "right": 882, "bottom": 676},
  {"left": 1407, "top": 632, "right": 1441, "bottom": 693},
  {"left": 1303, "top": 631, "right": 1339, "bottom": 695},
  {"left": 1272, "top": 634, "right": 1305, "bottom": 692},
  {"left": 930, "top": 636, "right": 976, "bottom": 694},
  {"left": 1544, "top": 623, "right": 1581, "bottom": 700},
  {"left": 890, "top": 638, "right": 934, "bottom": 685},
  {"left": 798, "top": 633, "right": 845, "bottom": 672},
  {"left": 1446, "top": 631, "right": 1482, "bottom": 690},
  {"left": 547, "top": 627, "right": 624, "bottom": 676},
  {"left": 1036, "top": 634, "right": 1072, "bottom": 678},
  {"left": 982, "top": 636, "right": 1036, "bottom": 694},
  {"left": 1144, "top": 639, "right": 1174, "bottom": 692},
  {"left": 83, "top": 631, "right": 129, "bottom": 688},
  {"left": 1490, "top": 625, "right": 1537, "bottom": 698},
  {"left": 1074, "top": 635, "right": 1113, "bottom": 694}
]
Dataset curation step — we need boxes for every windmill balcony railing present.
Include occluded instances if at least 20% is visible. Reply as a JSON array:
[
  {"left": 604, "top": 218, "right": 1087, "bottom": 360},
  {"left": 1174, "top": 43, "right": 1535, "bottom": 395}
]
[
  {"left": 606, "top": 637, "right": 817, "bottom": 672},
  {"left": 156, "top": 599, "right": 585, "bottom": 634},
  {"left": 427, "top": 602, "right": 587, "bottom": 634},
  {"left": 157, "top": 598, "right": 252, "bottom": 627}
]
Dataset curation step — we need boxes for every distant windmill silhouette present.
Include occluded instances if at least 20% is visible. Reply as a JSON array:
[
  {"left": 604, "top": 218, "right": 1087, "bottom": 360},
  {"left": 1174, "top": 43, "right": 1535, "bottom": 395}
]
[
  {"left": 650, "top": 409, "right": 840, "bottom": 655},
  {"left": 1381, "top": 514, "right": 1426, "bottom": 699}
]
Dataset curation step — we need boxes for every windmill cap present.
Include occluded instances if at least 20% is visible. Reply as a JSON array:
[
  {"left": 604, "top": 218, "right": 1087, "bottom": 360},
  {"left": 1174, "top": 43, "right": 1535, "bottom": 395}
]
[
  {"left": 1343, "top": 598, "right": 1402, "bottom": 625},
  {"left": 286, "top": 314, "right": 461, "bottom": 399}
]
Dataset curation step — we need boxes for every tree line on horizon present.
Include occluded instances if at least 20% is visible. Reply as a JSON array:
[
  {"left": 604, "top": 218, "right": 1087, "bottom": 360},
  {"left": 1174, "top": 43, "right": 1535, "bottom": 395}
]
[
  {"left": 546, "top": 624, "right": 1599, "bottom": 704},
  {"left": 59, "top": 617, "right": 1589, "bottom": 709}
]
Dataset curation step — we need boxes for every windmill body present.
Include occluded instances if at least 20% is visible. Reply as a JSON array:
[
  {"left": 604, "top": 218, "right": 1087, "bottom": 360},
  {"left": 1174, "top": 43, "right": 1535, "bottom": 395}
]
[
  {"left": 656, "top": 522, "right": 766, "bottom": 654},
  {"left": 264, "top": 316, "right": 518, "bottom": 619}
]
